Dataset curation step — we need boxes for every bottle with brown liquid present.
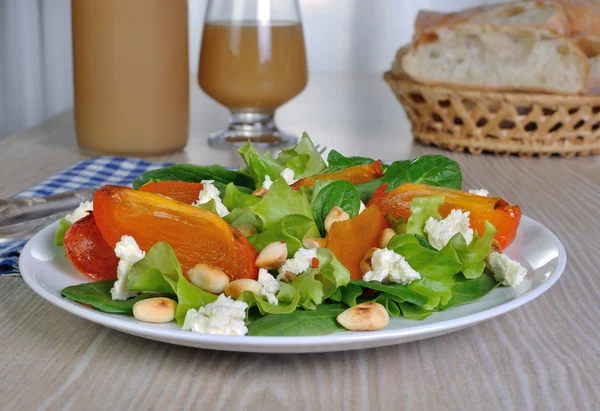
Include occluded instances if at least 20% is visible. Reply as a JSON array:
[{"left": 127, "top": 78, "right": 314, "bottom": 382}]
[{"left": 72, "top": 0, "right": 189, "bottom": 156}]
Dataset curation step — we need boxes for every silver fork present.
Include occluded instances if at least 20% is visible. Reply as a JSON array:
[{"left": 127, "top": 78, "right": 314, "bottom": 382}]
[{"left": 0, "top": 145, "right": 328, "bottom": 242}]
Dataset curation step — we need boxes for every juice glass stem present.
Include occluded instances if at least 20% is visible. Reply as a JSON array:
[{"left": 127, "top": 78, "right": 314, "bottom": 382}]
[{"left": 208, "top": 111, "right": 298, "bottom": 147}]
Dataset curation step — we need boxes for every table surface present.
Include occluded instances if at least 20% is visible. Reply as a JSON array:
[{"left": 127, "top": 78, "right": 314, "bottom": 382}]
[{"left": 0, "top": 73, "right": 598, "bottom": 410}]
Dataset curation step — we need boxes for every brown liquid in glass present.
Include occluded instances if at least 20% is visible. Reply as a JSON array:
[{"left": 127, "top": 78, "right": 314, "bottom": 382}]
[{"left": 198, "top": 22, "right": 307, "bottom": 112}]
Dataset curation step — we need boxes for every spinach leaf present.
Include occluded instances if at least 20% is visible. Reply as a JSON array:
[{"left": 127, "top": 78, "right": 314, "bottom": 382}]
[
  {"left": 323, "top": 150, "right": 374, "bottom": 172},
  {"left": 398, "top": 302, "right": 434, "bottom": 321},
  {"left": 54, "top": 218, "right": 72, "bottom": 246},
  {"left": 355, "top": 155, "right": 462, "bottom": 202},
  {"left": 61, "top": 280, "right": 173, "bottom": 314},
  {"left": 246, "top": 304, "right": 347, "bottom": 336},
  {"left": 439, "top": 272, "right": 499, "bottom": 311},
  {"left": 132, "top": 164, "right": 254, "bottom": 190},
  {"left": 350, "top": 280, "right": 428, "bottom": 306},
  {"left": 311, "top": 180, "right": 361, "bottom": 236}
]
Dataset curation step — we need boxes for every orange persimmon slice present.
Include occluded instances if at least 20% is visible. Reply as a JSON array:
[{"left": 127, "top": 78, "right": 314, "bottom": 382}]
[
  {"left": 326, "top": 205, "right": 388, "bottom": 280},
  {"left": 64, "top": 213, "right": 119, "bottom": 281},
  {"left": 138, "top": 181, "right": 204, "bottom": 204},
  {"left": 291, "top": 161, "right": 384, "bottom": 190},
  {"left": 368, "top": 183, "right": 521, "bottom": 249},
  {"left": 93, "top": 185, "right": 258, "bottom": 280}
]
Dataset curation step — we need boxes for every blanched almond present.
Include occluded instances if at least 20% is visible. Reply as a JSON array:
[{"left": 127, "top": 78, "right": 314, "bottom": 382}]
[
  {"left": 224, "top": 279, "right": 263, "bottom": 299},
  {"left": 133, "top": 297, "right": 177, "bottom": 323},
  {"left": 303, "top": 237, "right": 326, "bottom": 249},
  {"left": 187, "top": 263, "right": 230, "bottom": 294},
  {"left": 237, "top": 223, "right": 257, "bottom": 236},
  {"left": 252, "top": 187, "right": 268, "bottom": 197},
  {"left": 336, "top": 302, "right": 389, "bottom": 331},
  {"left": 378, "top": 228, "right": 396, "bottom": 248},
  {"left": 360, "top": 247, "right": 379, "bottom": 274},
  {"left": 255, "top": 241, "right": 288, "bottom": 269},
  {"left": 324, "top": 206, "right": 350, "bottom": 232},
  {"left": 283, "top": 271, "right": 297, "bottom": 283}
]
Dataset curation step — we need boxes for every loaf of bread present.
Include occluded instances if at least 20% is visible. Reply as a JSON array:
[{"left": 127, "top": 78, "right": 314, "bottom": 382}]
[{"left": 400, "top": 0, "right": 600, "bottom": 94}]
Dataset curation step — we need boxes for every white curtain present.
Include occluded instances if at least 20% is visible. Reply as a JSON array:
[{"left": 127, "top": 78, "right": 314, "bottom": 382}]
[{"left": 0, "top": 0, "right": 73, "bottom": 140}]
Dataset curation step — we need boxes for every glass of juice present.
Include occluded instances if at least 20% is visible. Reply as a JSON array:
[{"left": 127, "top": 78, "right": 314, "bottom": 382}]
[{"left": 199, "top": 0, "right": 308, "bottom": 147}]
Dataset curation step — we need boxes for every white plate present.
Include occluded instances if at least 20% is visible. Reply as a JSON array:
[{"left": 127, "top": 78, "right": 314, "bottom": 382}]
[{"left": 19, "top": 216, "right": 565, "bottom": 353}]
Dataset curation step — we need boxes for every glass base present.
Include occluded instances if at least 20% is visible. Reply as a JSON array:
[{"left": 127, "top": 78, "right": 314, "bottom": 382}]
[{"left": 208, "top": 111, "right": 298, "bottom": 148}]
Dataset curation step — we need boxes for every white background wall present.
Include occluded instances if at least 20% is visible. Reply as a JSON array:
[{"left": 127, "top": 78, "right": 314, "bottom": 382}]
[{"left": 0, "top": 0, "right": 508, "bottom": 140}]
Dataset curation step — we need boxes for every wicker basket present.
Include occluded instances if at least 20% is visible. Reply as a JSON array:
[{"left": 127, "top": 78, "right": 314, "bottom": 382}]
[{"left": 384, "top": 71, "right": 600, "bottom": 157}]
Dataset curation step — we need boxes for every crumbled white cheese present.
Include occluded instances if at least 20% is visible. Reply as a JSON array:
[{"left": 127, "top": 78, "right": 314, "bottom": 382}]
[
  {"left": 468, "top": 188, "right": 489, "bottom": 197},
  {"left": 111, "top": 235, "right": 146, "bottom": 300},
  {"left": 424, "top": 209, "right": 474, "bottom": 250},
  {"left": 280, "top": 168, "right": 297, "bottom": 185},
  {"left": 193, "top": 179, "right": 229, "bottom": 217},
  {"left": 359, "top": 201, "right": 366, "bottom": 214},
  {"left": 262, "top": 175, "right": 273, "bottom": 190},
  {"left": 277, "top": 248, "right": 317, "bottom": 279},
  {"left": 363, "top": 248, "right": 421, "bottom": 285},
  {"left": 258, "top": 268, "right": 281, "bottom": 305},
  {"left": 64, "top": 201, "right": 93, "bottom": 223},
  {"left": 182, "top": 294, "right": 248, "bottom": 336},
  {"left": 488, "top": 252, "right": 528, "bottom": 287}
]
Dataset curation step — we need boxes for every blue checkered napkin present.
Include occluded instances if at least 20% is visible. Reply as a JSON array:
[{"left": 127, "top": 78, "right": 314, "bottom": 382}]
[{"left": 0, "top": 156, "right": 173, "bottom": 277}]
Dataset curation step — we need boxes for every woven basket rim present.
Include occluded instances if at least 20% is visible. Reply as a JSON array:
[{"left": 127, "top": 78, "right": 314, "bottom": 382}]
[{"left": 383, "top": 70, "right": 600, "bottom": 104}]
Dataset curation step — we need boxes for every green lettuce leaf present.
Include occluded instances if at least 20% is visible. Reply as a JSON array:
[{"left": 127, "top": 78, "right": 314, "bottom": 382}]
[
  {"left": 323, "top": 150, "right": 375, "bottom": 172},
  {"left": 54, "top": 218, "right": 72, "bottom": 246},
  {"left": 406, "top": 195, "right": 444, "bottom": 237},
  {"left": 239, "top": 143, "right": 284, "bottom": 188},
  {"left": 194, "top": 199, "right": 218, "bottom": 215},
  {"left": 398, "top": 302, "right": 434, "bottom": 321},
  {"left": 349, "top": 280, "right": 428, "bottom": 306},
  {"left": 276, "top": 132, "right": 327, "bottom": 178},
  {"left": 239, "top": 283, "right": 300, "bottom": 316},
  {"left": 61, "top": 280, "right": 172, "bottom": 314},
  {"left": 249, "top": 179, "right": 314, "bottom": 229},
  {"left": 222, "top": 183, "right": 260, "bottom": 210},
  {"left": 387, "top": 233, "right": 463, "bottom": 310},
  {"left": 311, "top": 180, "right": 361, "bottom": 236},
  {"left": 132, "top": 164, "right": 254, "bottom": 190},
  {"left": 126, "top": 242, "right": 217, "bottom": 325},
  {"left": 247, "top": 214, "right": 319, "bottom": 257},
  {"left": 291, "top": 248, "right": 350, "bottom": 310},
  {"left": 222, "top": 208, "right": 263, "bottom": 232},
  {"left": 355, "top": 155, "right": 462, "bottom": 202},
  {"left": 247, "top": 303, "right": 347, "bottom": 336}
]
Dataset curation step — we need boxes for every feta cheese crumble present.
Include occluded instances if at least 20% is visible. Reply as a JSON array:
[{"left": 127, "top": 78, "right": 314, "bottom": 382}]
[
  {"left": 262, "top": 175, "right": 273, "bottom": 190},
  {"left": 363, "top": 248, "right": 421, "bottom": 285},
  {"left": 261, "top": 168, "right": 297, "bottom": 190},
  {"left": 64, "top": 201, "right": 93, "bottom": 224},
  {"left": 277, "top": 248, "right": 317, "bottom": 279},
  {"left": 424, "top": 209, "right": 474, "bottom": 250},
  {"left": 193, "top": 179, "right": 229, "bottom": 217},
  {"left": 280, "top": 168, "right": 297, "bottom": 185},
  {"left": 468, "top": 188, "right": 489, "bottom": 197},
  {"left": 488, "top": 252, "right": 528, "bottom": 287},
  {"left": 258, "top": 268, "right": 281, "bottom": 305},
  {"left": 359, "top": 201, "right": 366, "bottom": 214},
  {"left": 111, "top": 235, "right": 146, "bottom": 300},
  {"left": 182, "top": 294, "right": 248, "bottom": 336}
]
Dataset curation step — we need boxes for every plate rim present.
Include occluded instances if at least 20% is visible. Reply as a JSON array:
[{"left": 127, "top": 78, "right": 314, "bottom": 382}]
[{"left": 19, "top": 215, "right": 567, "bottom": 352}]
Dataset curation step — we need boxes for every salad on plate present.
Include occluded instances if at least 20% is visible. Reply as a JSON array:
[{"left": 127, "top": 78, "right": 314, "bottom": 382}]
[{"left": 56, "top": 133, "right": 526, "bottom": 337}]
